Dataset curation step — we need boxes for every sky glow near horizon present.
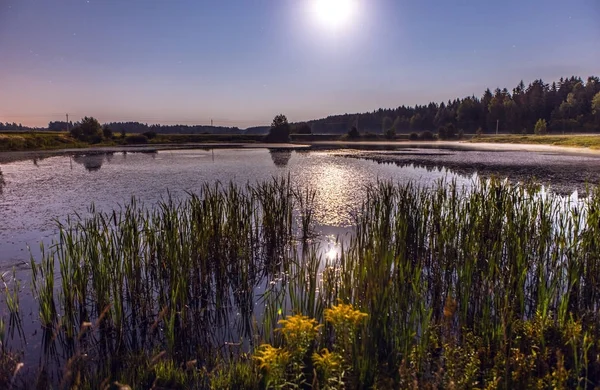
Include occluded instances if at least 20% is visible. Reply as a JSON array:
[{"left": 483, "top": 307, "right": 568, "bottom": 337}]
[{"left": 0, "top": 0, "right": 599, "bottom": 128}]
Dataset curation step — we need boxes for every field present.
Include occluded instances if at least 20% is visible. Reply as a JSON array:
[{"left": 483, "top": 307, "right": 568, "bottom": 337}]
[
  {"left": 0, "top": 132, "right": 87, "bottom": 151},
  {"left": 2, "top": 177, "right": 600, "bottom": 388},
  {"left": 470, "top": 134, "right": 600, "bottom": 149}
]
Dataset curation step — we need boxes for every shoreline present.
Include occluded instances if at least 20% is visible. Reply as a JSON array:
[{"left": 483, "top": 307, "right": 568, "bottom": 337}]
[{"left": 2, "top": 139, "right": 600, "bottom": 165}]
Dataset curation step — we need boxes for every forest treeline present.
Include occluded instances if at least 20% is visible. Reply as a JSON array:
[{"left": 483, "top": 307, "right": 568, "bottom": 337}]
[
  {"left": 308, "top": 75, "right": 600, "bottom": 134},
  {"left": 46, "top": 121, "right": 243, "bottom": 135},
  {"left": 3, "top": 75, "right": 599, "bottom": 135}
]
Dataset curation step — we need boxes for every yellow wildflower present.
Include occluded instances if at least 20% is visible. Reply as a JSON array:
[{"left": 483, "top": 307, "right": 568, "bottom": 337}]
[
  {"left": 253, "top": 344, "right": 290, "bottom": 371},
  {"left": 324, "top": 303, "right": 368, "bottom": 329},
  {"left": 277, "top": 314, "right": 322, "bottom": 357}
]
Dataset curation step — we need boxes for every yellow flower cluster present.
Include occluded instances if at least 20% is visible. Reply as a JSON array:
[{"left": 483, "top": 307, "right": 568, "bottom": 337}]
[
  {"left": 324, "top": 303, "right": 368, "bottom": 329},
  {"left": 277, "top": 314, "right": 322, "bottom": 357},
  {"left": 313, "top": 348, "right": 343, "bottom": 372},
  {"left": 253, "top": 344, "right": 290, "bottom": 372}
]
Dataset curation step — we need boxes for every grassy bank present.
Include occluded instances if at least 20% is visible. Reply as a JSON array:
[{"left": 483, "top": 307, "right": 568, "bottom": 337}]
[
  {"left": 470, "top": 134, "right": 600, "bottom": 149},
  {"left": 0, "top": 131, "right": 266, "bottom": 152},
  {"left": 3, "top": 178, "right": 600, "bottom": 388},
  {"left": 151, "top": 133, "right": 265, "bottom": 144},
  {"left": 0, "top": 132, "right": 88, "bottom": 151}
]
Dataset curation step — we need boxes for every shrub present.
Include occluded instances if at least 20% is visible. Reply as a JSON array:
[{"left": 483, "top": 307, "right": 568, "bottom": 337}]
[
  {"left": 348, "top": 126, "right": 360, "bottom": 139},
  {"left": 534, "top": 118, "right": 548, "bottom": 135},
  {"left": 385, "top": 128, "right": 396, "bottom": 140},
  {"left": 409, "top": 132, "right": 419, "bottom": 140},
  {"left": 419, "top": 131, "right": 435, "bottom": 141}
]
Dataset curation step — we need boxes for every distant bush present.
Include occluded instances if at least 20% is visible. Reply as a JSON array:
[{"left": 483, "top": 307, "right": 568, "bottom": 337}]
[
  {"left": 457, "top": 129, "right": 464, "bottom": 139},
  {"left": 142, "top": 131, "right": 157, "bottom": 140},
  {"left": 419, "top": 131, "right": 434, "bottom": 141},
  {"left": 476, "top": 127, "right": 484, "bottom": 137},
  {"left": 409, "top": 132, "right": 419, "bottom": 140},
  {"left": 534, "top": 119, "right": 548, "bottom": 135},
  {"left": 125, "top": 134, "right": 149, "bottom": 144},
  {"left": 70, "top": 117, "right": 102, "bottom": 143},
  {"left": 385, "top": 128, "right": 396, "bottom": 140},
  {"left": 348, "top": 126, "right": 360, "bottom": 139}
]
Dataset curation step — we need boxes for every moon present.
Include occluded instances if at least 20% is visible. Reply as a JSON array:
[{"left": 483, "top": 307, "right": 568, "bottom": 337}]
[{"left": 312, "top": 0, "right": 358, "bottom": 30}]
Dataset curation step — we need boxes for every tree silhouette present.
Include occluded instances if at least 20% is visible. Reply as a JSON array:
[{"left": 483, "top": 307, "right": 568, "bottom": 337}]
[
  {"left": 265, "top": 114, "right": 290, "bottom": 143},
  {"left": 70, "top": 117, "right": 103, "bottom": 143}
]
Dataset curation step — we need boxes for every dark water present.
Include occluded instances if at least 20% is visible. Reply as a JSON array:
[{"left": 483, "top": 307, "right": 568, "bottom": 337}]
[{"left": 0, "top": 146, "right": 598, "bottom": 371}]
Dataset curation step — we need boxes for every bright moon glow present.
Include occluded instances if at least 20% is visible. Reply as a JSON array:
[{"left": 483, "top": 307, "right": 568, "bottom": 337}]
[{"left": 313, "top": 0, "right": 357, "bottom": 30}]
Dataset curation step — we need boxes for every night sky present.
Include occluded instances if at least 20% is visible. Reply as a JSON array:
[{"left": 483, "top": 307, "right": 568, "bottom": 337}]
[{"left": 1, "top": 0, "right": 599, "bottom": 128}]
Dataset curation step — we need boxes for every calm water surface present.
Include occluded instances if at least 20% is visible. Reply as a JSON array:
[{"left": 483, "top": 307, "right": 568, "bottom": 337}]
[{"left": 0, "top": 148, "right": 469, "bottom": 272}]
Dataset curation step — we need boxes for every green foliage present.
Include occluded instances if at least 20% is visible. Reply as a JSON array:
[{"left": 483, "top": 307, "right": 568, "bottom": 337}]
[
  {"left": 70, "top": 117, "right": 103, "bottom": 143},
  {"left": 312, "top": 349, "right": 344, "bottom": 389},
  {"left": 409, "top": 132, "right": 418, "bottom": 140},
  {"left": 254, "top": 345, "right": 290, "bottom": 388},
  {"left": 0, "top": 132, "right": 85, "bottom": 152},
  {"left": 534, "top": 118, "right": 548, "bottom": 135},
  {"left": 265, "top": 114, "right": 290, "bottom": 143}
]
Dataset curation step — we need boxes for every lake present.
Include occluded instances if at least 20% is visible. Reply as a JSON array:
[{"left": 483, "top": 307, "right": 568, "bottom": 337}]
[{"left": 1, "top": 145, "right": 600, "bottom": 375}]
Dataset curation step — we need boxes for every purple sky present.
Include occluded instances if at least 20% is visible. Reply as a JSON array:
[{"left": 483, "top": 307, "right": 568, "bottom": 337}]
[{"left": 1, "top": 0, "right": 599, "bottom": 128}]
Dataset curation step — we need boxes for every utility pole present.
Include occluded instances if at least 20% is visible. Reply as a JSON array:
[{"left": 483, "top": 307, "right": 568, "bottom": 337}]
[
  {"left": 496, "top": 119, "right": 499, "bottom": 135},
  {"left": 211, "top": 119, "right": 213, "bottom": 127}
]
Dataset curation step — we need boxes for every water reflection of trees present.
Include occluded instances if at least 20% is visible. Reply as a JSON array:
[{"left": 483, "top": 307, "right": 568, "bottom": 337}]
[
  {"left": 72, "top": 152, "right": 114, "bottom": 172},
  {"left": 269, "top": 149, "right": 293, "bottom": 167}
]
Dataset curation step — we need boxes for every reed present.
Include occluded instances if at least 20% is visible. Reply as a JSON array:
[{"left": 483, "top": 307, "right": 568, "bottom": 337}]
[{"left": 3, "top": 177, "right": 600, "bottom": 388}]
